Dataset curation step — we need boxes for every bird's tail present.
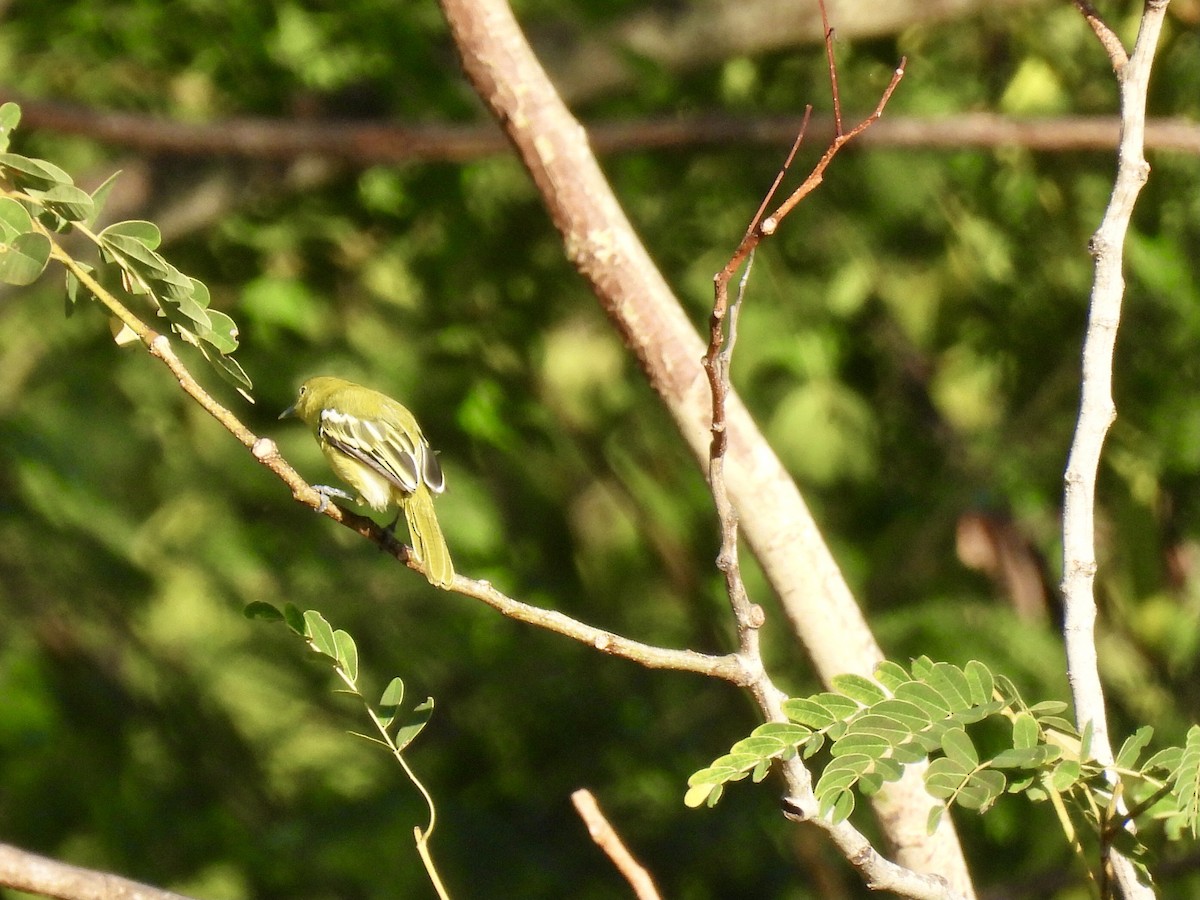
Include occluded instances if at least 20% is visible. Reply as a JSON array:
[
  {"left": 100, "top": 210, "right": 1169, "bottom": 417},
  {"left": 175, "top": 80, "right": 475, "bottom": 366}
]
[{"left": 404, "top": 485, "right": 455, "bottom": 589}]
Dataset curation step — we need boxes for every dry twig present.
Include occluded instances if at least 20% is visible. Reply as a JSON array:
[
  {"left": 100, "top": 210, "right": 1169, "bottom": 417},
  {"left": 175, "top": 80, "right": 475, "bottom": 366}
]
[{"left": 571, "top": 789, "right": 662, "bottom": 900}]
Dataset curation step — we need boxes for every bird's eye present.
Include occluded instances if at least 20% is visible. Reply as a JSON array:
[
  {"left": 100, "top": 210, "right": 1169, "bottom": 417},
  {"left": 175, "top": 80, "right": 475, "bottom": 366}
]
[{"left": 298, "top": 385, "right": 307, "bottom": 396}]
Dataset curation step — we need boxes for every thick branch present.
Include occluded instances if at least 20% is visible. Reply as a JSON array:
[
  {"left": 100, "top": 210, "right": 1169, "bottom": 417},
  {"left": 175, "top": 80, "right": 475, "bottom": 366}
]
[{"left": 0, "top": 842, "right": 195, "bottom": 900}]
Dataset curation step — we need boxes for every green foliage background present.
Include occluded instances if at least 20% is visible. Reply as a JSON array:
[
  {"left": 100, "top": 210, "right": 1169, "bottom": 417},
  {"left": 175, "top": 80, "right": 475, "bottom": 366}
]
[{"left": 3, "top": 0, "right": 1200, "bottom": 896}]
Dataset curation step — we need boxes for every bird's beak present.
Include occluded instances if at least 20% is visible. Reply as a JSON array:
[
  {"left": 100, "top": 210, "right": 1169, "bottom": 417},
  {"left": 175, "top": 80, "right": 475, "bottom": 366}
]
[{"left": 278, "top": 403, "right": 297, "bottom": 420}]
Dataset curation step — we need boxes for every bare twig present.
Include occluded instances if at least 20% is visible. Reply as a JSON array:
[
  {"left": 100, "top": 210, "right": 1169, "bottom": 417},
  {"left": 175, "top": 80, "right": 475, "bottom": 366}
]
[
  {"left": 1062, "top": 2, "right": 1170, "bottom": 898},
  {"left": 571, "top": 789, "right": 662, "bottom": 900},
  {"left": 0, "top": 841, "right": 195, "bottom": 900}
]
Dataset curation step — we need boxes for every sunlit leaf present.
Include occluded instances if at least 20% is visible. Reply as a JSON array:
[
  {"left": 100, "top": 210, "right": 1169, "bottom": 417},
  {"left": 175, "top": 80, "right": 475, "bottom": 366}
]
[
  {"left": 0, "top": 102, "right": 21, "bottom": 152},
  {"left": 0, "top": 152, "right": 72, "bottom": 191},
  {"left": 0, "top": 232, "right": 50, "bottom": 285},
  {"left": 333, "top": 629, "right": 358, "bottom": 685},
  {"left": 1116, "top": 726, "right": 1153, "bottom": 771},
  {"left": 0, "top": 196, "right": 32, "bottom": 240},
  {"left": 831, "top": 672, "right": 886, "bottom": 706},
  {"left": 303, "top": 610, "right": 337, "bottom": 659},
  {"left": 394, "top": 697, "right": 434, "bottom": 752}
]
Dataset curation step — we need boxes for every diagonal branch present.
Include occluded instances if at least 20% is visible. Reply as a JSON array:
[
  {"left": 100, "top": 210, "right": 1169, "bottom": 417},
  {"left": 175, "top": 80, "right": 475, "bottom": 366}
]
[
  {"left": 44, "top": 239, "right": 745, "bottom": 684},
  {"left": 0, "top": 841, "right": 196, "bottom": 900}
]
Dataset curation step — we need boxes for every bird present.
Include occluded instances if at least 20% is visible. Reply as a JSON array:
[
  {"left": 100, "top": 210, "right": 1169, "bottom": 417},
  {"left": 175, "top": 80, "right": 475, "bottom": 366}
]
[{"left": 280, "top": 375, "right": 455, "bottom": 589}]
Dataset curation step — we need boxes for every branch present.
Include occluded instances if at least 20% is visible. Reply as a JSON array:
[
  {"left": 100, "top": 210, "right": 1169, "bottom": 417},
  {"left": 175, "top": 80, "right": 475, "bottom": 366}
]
[
  {"left": 44, "top": 239, "right": 746, "bottom": 686},
  {"left": 1061, "top": 2, "right": 1170, "bottom": 898},
  {"left": 571, "top": 789, "right": 662, "bottom": 900},
  {"left": 11, "top": 94, "right": 1200, "bottom": 163},
  {"left": 0, "top": 841, "right": 195, "bottom": 900}
]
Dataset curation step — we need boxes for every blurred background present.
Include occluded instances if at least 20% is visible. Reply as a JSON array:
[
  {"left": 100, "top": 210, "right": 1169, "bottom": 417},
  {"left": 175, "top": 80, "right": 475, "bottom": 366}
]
[{"left": 2, "top": 0, "right": 1200, "bottom": 896}]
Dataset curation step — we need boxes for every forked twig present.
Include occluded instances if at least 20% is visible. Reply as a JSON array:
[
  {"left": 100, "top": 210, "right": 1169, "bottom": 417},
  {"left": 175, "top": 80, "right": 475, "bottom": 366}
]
[{"left": 703, "top": 0, "right": 905, "bottom": 644}]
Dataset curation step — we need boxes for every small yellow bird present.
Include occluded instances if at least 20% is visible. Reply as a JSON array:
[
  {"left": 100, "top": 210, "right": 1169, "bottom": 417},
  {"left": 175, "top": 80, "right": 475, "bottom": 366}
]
[{"left": 281, "top": 376, "right": 455, "bottom": 589}]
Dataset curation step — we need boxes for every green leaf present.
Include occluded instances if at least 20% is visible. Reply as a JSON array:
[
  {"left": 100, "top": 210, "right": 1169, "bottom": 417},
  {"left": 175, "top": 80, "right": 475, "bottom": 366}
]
[
  {"left": 242, "top": 601, "right": 284, "bottom": 622},
  {"left": 0, "top": 196, "right": 32, "bottom": 240},
  {"left": 989, "top": 746, "right": 1058, "bottom": 769},
  {"left": 812, "top": 691, "right": 861, "bottom": 721},
  {"left": 992, "top": 673, "right": 1027, "bottom": 707},
  {"left": 0, "top": 102, "right": 21, "bottom": 152},
  {"left": 891, "top": 741, "right": 932, "bottom": 765},
  {"left": 831, "top": 672, "right": 886, "bottom": 706},
  {"left": 941, "top": 727, "right": 979, "bottom": 769},
  {"left": 958, "top": 769, "right": 1006, "bottom": 811},
  {"left": 783, "top": 697, "right": 840, "bottom": 729},
  {"left": 1116, "top": 726, "right": 1154, "bottom": 771},
  {"left": 1049, "top": 759, "right": 1081, "bottom": 792},
  {"left": 684, "top": 783, "right": 719, "bottom": 808},
  {"left": 394, "top": 697, "right": 434, "bottom": 751},
  {"left": 101, "top": 219, "right": 161, "bottom": 248},
  {"left": 925, "top": 757, "right": 970, "bottom": 800},
  {"left": 753, "top": 721, "right": 812, "bottom": 745},
  {"left": 927, "top": 662, "right": 973, "bottom": 711},
  {"left": 926, "top": 804, "right": 945, "bottom": 834},
  {"left": 199, "top": 343, "right": 254, "bottom": 399},
  {"left": 846, "top": 712, "right": 915, "bottom": 746},
  {"left": 99, "top": 231, "right": 171, "bottom": 276},
  {"left": 1170, "top": 725, "right": 1200, "bottom": 838},
  {"left": 816, "top": 754, "right": 873, "bottom": 792},
  {"left": 1145, "top": 746, "right": 1183, "bottom": 775},
  {"left": 964, "top": 660, "right": 994, "bottom": 706},
  {"left": 873, "top": 698, "right": 932, "bottom": 732},
  {"left": 894, "top": 680, "right": 951, "bottom": 717},
  {"left": 333, "top": 629, "right": 358, "bottom": 685},
  {"left": 198, "top": 308, "right": 240, "bottom": 354},
  {"left": 1028, "top": 700, "right": 1069, "bottom": 717},
  {"left": 0, "top": 152, "right": 73, "bottom": 191},
  {"left": 732, "top": 735, "right": 795, "bottom": 757},
  {"left": 949, "top": 698, "right": 1005, "bottom": 726},
  {"left": 819, "top": 788, "right": 855, "bottom": 823},
  {"left": 873, "top": 659, "right": 911, "bottom": 691},
  {"left": 1013, "top": 711, "right": 1039, "bottom": 750},
  {"left": 32, "top": 183, "right": 93, "bottom": 222},
  {"left": 281, "top": 603, "right": 306, "bottom": 635},
  {"left": 0, "top": 232, "right": 50, "bottom": 285},
  {"left": 303, "top": 610, "right": 337, "bottom": 659},
  {"left": 830, "top": 732, "right": 890, "bottom": 759},
  {"left": 911, "top": 656, "right": 936, "bottom": 680},
  {"left": 86, "top": 171, "right": 121, "bottom": 228},
  {"left": 378, "top": 676, "right": 405, "bottom": 729}
]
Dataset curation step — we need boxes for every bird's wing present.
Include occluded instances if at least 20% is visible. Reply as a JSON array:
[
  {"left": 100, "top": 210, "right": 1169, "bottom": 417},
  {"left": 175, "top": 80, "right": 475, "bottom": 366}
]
[{"left": 318, "top": 408, "right": 421, "bottom": 494}]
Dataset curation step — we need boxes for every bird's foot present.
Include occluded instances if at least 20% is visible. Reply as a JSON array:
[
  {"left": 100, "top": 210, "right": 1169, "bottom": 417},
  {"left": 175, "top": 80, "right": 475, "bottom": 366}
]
[{"left": 312, "top": 484, "right": 356, "bottom": 513}]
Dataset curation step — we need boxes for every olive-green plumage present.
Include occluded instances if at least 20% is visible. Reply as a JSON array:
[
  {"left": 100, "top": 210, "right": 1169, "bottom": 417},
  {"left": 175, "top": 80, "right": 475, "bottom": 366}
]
[{"left": 282, "top": 376, "right": 454, "bottom": 589}]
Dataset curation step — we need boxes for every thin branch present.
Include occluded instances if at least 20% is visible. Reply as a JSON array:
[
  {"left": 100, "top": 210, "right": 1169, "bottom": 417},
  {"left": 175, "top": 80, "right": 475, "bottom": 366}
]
[
  {"left": 1061, "top": 2, "right": 1170, "bottom": 898},
  {"left": 0, "top": 842, "right": 195, "bottom": 900},
  {"left": 10, "top": 94, "right": 1200, "bottom": 164},
  {"left": 1073, "top": 0, "right": 1130, "bottom": 69},
  {"left": 43, "top": 240, "right": 749, "bottom": 686},
  {"left": 571, "top": 789, "right": 662, "bottom": 900}
]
